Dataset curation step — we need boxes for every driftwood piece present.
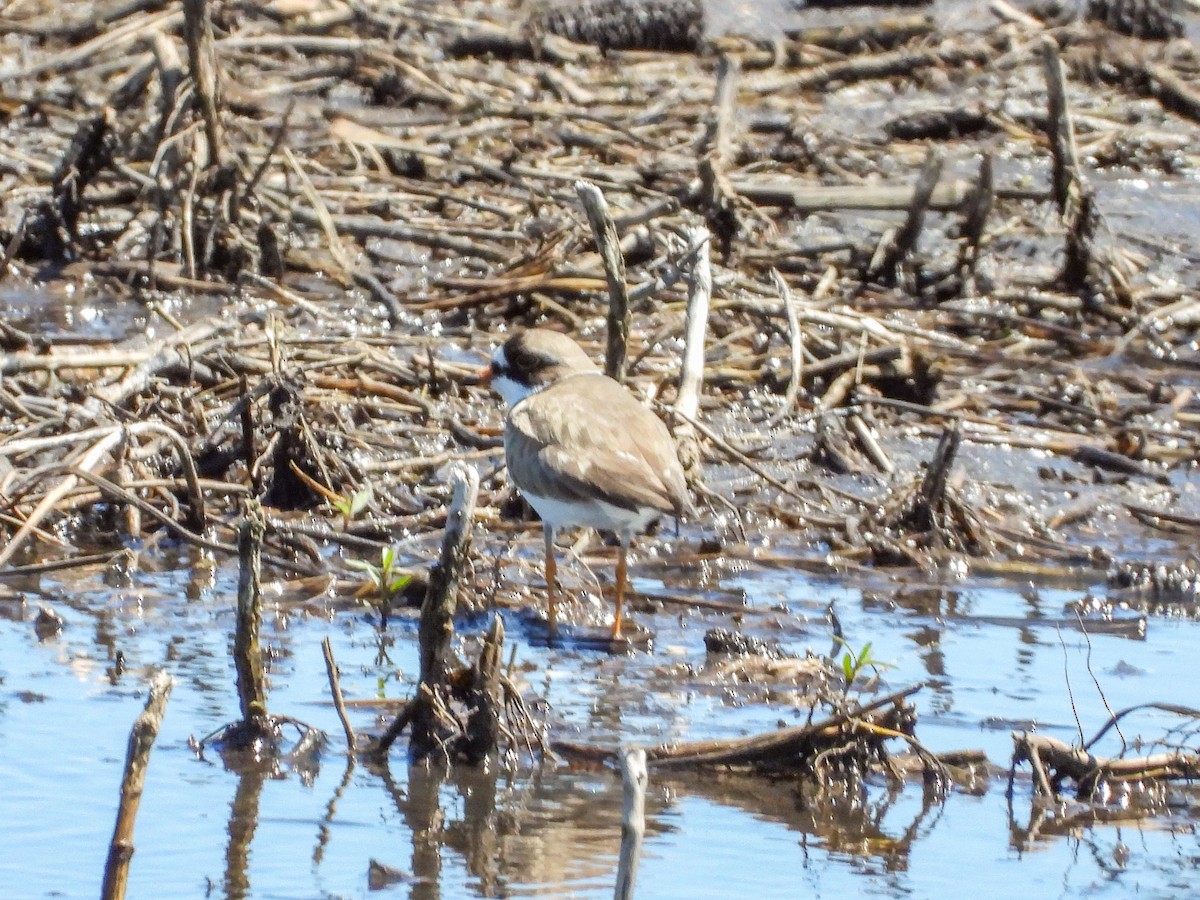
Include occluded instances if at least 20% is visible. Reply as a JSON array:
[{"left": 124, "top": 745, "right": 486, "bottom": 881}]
[
  {"left": 556, "top": 685, "right": 923, "bottom": 770},
  {"left": 735, "top": 179, "right": 970, "bottom": 212},
  {"left": 418, "top": 464, "right": 478, "bottom": 689},
  {"left": 1013, "top": 730, "right": 1200, "bottom": 801},
  {"left": 867, "top": 147, "right": 944, "bottom": 282},
  {"left": 195, "top": 500, "right": 323, "bottom": 757},
  {"left": 181, "top": 0, "right": 223, "bottom": 166},
  {"left": 370, "top": 464, "right": 506, "bottom": 764},
  {"left": 576, "top": 180, "right": 631, "bottom": 383},
  {"left": 673, "top": 227, "right": 711, "bottom": 476},
  {"left": 614, "top": 747, "right": 648, "bottom": 900},
  {"left": 958, "top": 153, "right": 994, "bottom": 277},
  {"left": 1041, "top": 37, "right": 1081, "bottom": 215},
  {"left": 234, "top": 501, "right": 269, "bottom": 726},
  {"left": 101, "top": 671, "right": 173, "bottom": 900}
]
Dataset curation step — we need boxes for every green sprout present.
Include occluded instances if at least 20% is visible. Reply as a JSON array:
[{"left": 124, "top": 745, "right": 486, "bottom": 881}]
[
  {"left": 347, "top": 544, "right": 413, "bottom": 627},
  {"left": 288, "top": 461, "right": 373, "bottom": 529},
  {"left": 834, "top": 638, "right": 893, "bottom": 692},
  {"left": 332, "top": 485, "right": 373, "bottom": 526}
]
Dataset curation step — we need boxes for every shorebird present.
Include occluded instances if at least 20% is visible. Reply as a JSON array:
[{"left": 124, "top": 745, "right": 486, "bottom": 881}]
[{"left": 481, "top": 329, "right": 689, "bottom": 641}]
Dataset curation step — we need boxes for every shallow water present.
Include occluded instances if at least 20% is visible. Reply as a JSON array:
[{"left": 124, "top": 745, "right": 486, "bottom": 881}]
[{"left": 3, "top": 534, "right": 1199, "bottom": 899}]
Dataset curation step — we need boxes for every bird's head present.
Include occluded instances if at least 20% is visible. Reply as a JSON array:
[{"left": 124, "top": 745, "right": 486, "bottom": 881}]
[{"left": 480, "top": 329, "right": 599, "bottom": 408}]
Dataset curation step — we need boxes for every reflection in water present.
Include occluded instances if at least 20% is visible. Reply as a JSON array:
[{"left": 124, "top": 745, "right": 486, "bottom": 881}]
[
  {"left": 363, "top": 758, "right": 948, "bottom": 896},
  {"left": 6, "top": 546, "right": 1200, "bottom": 897},
  {"left": 908, "top": 625, "right": 946, "bottom": 678},
  {"left": 348, "top": 757, "right": 649, "bottom": 898},
  {"left": 313, "top": 758, "right": 355, "bottom": 867},
  {"left": 224, "top": 767, "right": 266, "bottom": 900},
  {"left": 446, "top": 764, "right": 501, "bottom": 893},
  {"left": 661, "top": 770, "right": 945, "bottom": 875}
]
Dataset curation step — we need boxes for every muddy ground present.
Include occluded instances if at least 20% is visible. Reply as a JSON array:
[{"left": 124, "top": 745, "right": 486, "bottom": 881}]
[{"left": 0, "top": 0, "right": 1199, "bottom": 896}]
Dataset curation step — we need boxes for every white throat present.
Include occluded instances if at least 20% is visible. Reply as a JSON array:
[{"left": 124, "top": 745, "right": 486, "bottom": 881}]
[
  {"left": 492, "top": 372, "right": 535, "bottom": 408},
  {"left": 491, "top": 345, "right": 537, "bottom": 408}
]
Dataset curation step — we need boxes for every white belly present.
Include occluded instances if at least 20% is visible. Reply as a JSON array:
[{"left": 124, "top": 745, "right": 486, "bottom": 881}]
[{"left": 523, "top": 490, "right": 662, "bottom": 539}]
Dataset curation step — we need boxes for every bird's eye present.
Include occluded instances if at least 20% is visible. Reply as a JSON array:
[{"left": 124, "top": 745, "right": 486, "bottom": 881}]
[{"left": 509, "top": 349, "right": 536, "bottom": 371}]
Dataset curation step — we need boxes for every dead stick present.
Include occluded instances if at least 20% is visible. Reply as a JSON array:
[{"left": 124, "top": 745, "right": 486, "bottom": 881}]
[
  {"left": 1061, "top": 182, "right": 1098, "bottom": 292},
  {"left": 870, "top": 146, "right": 944, "bottom": 279},
  {"left": 322, "top": 637, "right": 357, "bottom": 753},
  {"left": 627, "top": 228, "right": 705, "bottom": 304},
  {"left": 647, "top": 684, "right": 923, "bottom": 768},
  {"left": 0, "top": 210, "right": 27, "bottom": 281},
  {"left": 576, "top": 180, "right": 630, "bottom": 383},
  {"left": 708, "top": 54, "right": 739, "bottom": 168},
  {"left": 783, "top": 14, "right": 933, "bottom": 48},
  {"left": 902, "top": 418, "right": 963, "bottom": 535},
  {"left": 614, "top": 747, "right": 648, "bottom": 900},
  {"left": 366, "top": 700, "right": 417, "bottom": 759},
  {"left": 462, "top": 613, "right": 506, "bottom": 763},
  {"left": 0, "top": 429, "right": 125, "bottom": 569},
  {"left": 770, "top": 42, "right": 992, "bottom": 92},
  {"left": 989, "top": 0, "right": 1043, "bottom": 28},
  {"left": 418, "top": 464, "right": 479, "bottom": 689},
  {"left": 673, "top": 227, "right": 711, "bottom": 475},
  {"left": 848, "top": 414, "right": 895, "bottom": 475},
  {"left": 181, "top": 0, "right": 223, "bottom": 167},
  {"left": 735, "top": 178, "right": 970, "bottom": 212},
  {"left": 698, "top": 53, "right": 741, "bottom": 257},
  {"left": 0, "top": 551, "right": 118, "bottom": 579},
  {"left": 8, "top": 8, "right": 183, "bottom": 80},
  {"left": 88, "top": 319, "right": 226, "bottom": 409},
  {"left": 959, "top": 152, "right": 994, "bottom": 276},
  {"left": 0, "top": 421, "right": 206, "bottom": 532},
  {"left": 668, "top": 407, "right": 841, "bottom": 526},
  {"left": 1142, "top": 61, "right": 1200, "bottom": 122},
  {"left": 235, "top": 501, "right": 268, "bottom": 723},
  {"left": 763, "top": 269, "right": 803, "bottom": 427},
  {"left": 101, "top": 671, "right": 173, "bottom": 900},
  {"left": 68, "top": 467, "right": 241, "bottom": 559},
  {"left": 1040, "top": 36, "right": 1079, "bottom": 213}
]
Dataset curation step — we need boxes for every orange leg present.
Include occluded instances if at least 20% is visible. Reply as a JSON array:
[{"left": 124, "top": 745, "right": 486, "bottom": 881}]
[
  {"left": 611, "top": 543, "right": 628, "bottom": 640},
  {"left": 544, "top": 527, "right": 559, "bottom": 640}
]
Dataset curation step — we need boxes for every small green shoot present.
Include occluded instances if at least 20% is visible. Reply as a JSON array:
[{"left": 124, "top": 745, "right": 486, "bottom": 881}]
[
  {"left": 834, "top": 638, "right": 893, "bottom": 692},
  {"left": 348, "top": 544, "right": 413, "bottom": 627},
  {"left": 288, "top": 461, "right": 373, "bottom": 529},
  {"left": 332, "top": 485, "right": 373, "bottom": 527}
]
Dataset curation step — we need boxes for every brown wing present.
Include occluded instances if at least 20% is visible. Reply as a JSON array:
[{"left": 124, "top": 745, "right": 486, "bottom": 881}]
[{"left": 506, "top": 374, "right": 688, "bottom": 517}]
